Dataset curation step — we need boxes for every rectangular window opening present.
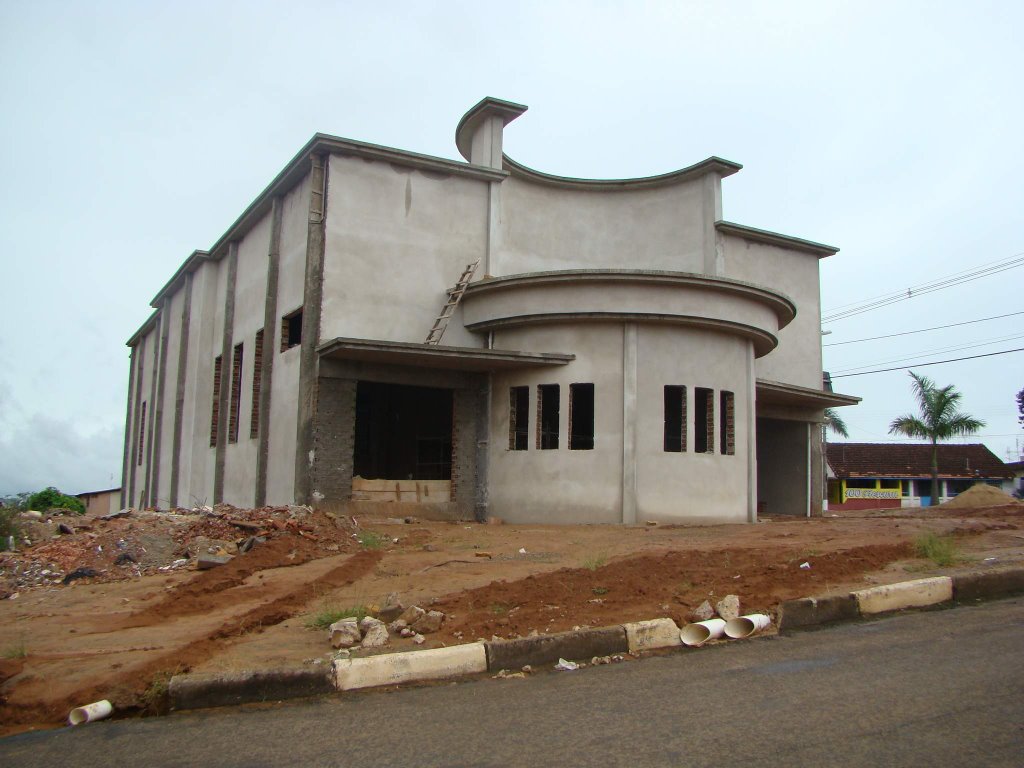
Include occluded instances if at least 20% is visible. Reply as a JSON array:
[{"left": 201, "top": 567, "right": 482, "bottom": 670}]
[
  {"left": 720, "top": 390, "right": 735, "bottom": 456},
  {"left": 250, "top": 329, "right": 264, "bottom": 440},
  {"left": 509, "top": 386, "right": 529, "bottom": 450},
  {"left": 663, "top": 385, "right": 687, "bottom": 452},
  {"left": 210, "top": 355, "right": 222, "bottom": 447},
  {"left": 569, "top": 383, "right": 594, "bottom": 450},
  {"left": 228, "top": 343, "right": 243, "bottom": 444},
  {"left": 281, "top": 308, "right": 303, "bottom": 351},
  {"left": 695, "top": 387, "right": 714, "bottom": 454},
  {"left": 137, "top": 401, "right": 147, "bottom": 465},
  {"left": 537, "top": 384, "right": 560, "bottom": 450}
]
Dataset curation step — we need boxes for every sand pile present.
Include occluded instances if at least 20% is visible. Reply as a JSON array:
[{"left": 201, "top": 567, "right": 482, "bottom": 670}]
[{"left": 939, "top": 483, "right": 1022, "bottom": 509}]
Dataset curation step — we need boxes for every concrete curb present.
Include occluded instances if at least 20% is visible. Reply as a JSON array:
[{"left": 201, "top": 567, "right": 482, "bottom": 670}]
[
  {"left": 780, "top": 567, "right": 1024, "bottom": 633},
  {"left": 485, "top": 626, "right": 628, "bottom": 671},
  {"left": 166, "top": 567, "right": 1024, "bottom": 713},
  {"left": 168, "top": 667, "right": 334, "bottom": 711},
  {"left": 334, "top": 643, "right": 487, "bottom": 691},
  {"left": 852, "top": 576, "right": 953, "bottom": 615}
]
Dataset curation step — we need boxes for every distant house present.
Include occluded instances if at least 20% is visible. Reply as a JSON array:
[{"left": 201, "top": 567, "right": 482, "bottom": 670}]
[
  {"left": 1005, "top": 460, "right": 1024, "bottom": 499},
  {"left": 825, "top": 443, "right": 1013, "bottom": 509},
  {"left": 75, "top": 487, "right": 122, "bottom": 516}
]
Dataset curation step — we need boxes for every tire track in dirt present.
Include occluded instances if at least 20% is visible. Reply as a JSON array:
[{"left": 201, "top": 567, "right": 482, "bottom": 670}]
[{"left": 0, "top": 549, "right": 382, "bottom": 731}]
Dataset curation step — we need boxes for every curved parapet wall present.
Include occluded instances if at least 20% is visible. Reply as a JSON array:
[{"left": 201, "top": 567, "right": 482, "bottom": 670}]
[
  {"left": 461, "top": 270, "right": 795, "bottom": 358},
  {"left": 501, "top": 154, "right": 742, "bottom": 191}
]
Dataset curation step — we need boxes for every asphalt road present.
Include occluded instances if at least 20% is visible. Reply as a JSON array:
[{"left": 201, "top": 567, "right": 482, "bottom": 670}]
[{"left": 4, "top": 597, "right": 1023, "bottom": 767}]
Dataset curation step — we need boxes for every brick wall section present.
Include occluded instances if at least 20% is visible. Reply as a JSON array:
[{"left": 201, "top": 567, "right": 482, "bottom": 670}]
[
  {"left": 452, "top": 387, "right": 480, "bottom": 517},
  {"left": 210, "top": 355, "right": 222, "bottom": 447},
  {"left": 721, "top": 390, "right": 735, "bottom": 455},
  {"left": 250, "top": 329, "right": 263, "bottom": 440},
  {"left": 311, "top": 377, "right": 357, "bottom": 503}
]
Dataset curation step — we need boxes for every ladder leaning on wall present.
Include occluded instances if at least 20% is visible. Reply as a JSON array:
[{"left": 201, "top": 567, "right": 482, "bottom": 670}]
[{"left": 424, "top": 259, "right": 481, "bottom": 345}]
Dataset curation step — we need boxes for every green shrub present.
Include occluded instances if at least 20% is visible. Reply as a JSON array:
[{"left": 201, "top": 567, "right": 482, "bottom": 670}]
[
  {"left": 357, "top": 531, "right": 387, "bottom": 550},
  {"left": 0, "top": 508, "right": 19, "bottom": 550},
  {"left": 305, "top": 605, "right": 368, "bottom": 630},
  {"left": 914, "top": 532, "right": 958, "bottom": 567},
  {"left": 581, "top": 552, "right": 608, "bottom": 571},
  {"left": 25, "top": 487, "right": 85, "bottom": 515}
]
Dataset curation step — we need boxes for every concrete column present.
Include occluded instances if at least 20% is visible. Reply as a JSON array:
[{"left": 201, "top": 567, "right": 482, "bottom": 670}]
[
  {"left": 295, "top": 153, "right": 329, "bottom": 505},
  {"left": 255, "top": 197, "right": 283, "bottom": 507},
  {"left": 143, "top": 320, "right": 160, "bottom": 507},
  {"left": 474, "top": 379, "right": 491, "bottom": 522},
  {"left": 169, "top": 272, "right": 193, "bottom": 508},
  {"left": 484, "top": 181, "right": 501, "bottom": 277},
  {"left": 452, "top": 387, "right": 480, "bottom": 519},
  {"left": 701, "top": 173, "right": 723, "bottom": 276},
  {"left": 128, "top": 336, "right": 145, "bottom": 507},
  {"left": 746, "top": 343, "right": 758, "bottom": 522},
  {"left": 213, "top": 242, "right": 239, "bottom": 505},
  {"left": 621, "top": 323, "right": 638, "bottom": 524},
  {"left": 149, "top": 299, "right": 172, "bottom": 508},
  {"left": 119, "top": 346, "right": 137, "bottom": 509}
]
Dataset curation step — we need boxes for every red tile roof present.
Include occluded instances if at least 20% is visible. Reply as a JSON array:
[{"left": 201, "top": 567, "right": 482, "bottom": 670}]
[{"left": 826, "top": 443, "right": 1011, "bottom": 479}]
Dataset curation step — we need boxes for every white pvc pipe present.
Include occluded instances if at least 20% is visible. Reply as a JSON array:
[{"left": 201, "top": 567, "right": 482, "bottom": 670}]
[
  {"left": 724, "top": 613, "right": 772, "bottom": 639},
  {"left": 68, "top": 699, "right": 112, "bottom": 726},
  {"left": 680, "top": 618, "right": 726, "bottom": 647}
]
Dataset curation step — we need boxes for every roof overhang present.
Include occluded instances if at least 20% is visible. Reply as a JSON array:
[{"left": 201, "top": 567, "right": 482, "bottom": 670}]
[
  {"left": 317, "top": 337, "right": 575, "bottom": 372},
  {"left": 716, "top": 221, "right": 839, "bottom": 257},
  {"left": 756, "top": 379, "right": 860, "bottom": 410}
]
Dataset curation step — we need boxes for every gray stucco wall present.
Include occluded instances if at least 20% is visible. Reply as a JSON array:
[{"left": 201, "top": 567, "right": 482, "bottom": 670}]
[
  {"left": 497, "top": 177, "right": 707, "bottom": 275},
  {"left": 721, "top": 236, "right": 823, "bottom": 389},
  {"left": 320, "top": 154, "right": 488, "bottom": 348},
  {"left": 756, "top": 417, "right": 810, "bottom": 516}
]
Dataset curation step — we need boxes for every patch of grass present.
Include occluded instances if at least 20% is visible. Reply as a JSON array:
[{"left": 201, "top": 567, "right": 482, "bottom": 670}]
[
  {"left": 305, "top": 605, "right": 368, "bottom": 630},
  {"left": 591, "top": 587, "right": 609, "bottom": 596},
  {"left": 3, "top": 639, "right": 27, "bottom": 659},
  {"left": 914, "top": 532, "right": 958, "bottom": 567},
  {"left": 489, "top": 603, "right": 509, "bottom": 615},
  {"left": 581, "top": 552, "right": 608, "bottom": 571},
  {"left": 357, "top": 531, "right": 388, "bottom": 550}
]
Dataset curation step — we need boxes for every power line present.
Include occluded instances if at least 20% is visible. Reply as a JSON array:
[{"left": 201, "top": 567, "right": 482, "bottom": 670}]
[
  {"left": 830, "top": 347, "right": 1024, "bottom": 378},
  {"left": 830, "top": 332, "right": 1024, "bottom": 374},
  {"left": 823, "top": 310, "right": 1024, "bottom": 347},
  {"left": 822, "top": 252, "right": 1024, "bottom": 323}
]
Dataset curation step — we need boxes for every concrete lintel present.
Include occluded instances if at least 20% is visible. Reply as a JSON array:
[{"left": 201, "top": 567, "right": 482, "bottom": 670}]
[{"left": 317, "top": 337, "right": 575, "bottom": 371}]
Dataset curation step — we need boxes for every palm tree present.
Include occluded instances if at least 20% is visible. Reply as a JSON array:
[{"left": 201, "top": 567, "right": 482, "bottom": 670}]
[
  {"left": 888, "top": 372, "right": 985, "bottom": 506},
  {"left": 823, "top": 408, "right": 849, "bottom": 438}
]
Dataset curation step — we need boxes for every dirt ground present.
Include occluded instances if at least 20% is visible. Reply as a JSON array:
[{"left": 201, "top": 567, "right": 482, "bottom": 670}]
[{"left": 2, "top": 491, "right": 1023, "bottom": 737}]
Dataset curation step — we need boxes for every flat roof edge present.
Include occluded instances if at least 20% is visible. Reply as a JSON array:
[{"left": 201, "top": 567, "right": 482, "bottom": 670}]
[{"left": 717, "top": 221, "right": 839, "bottom": 257}]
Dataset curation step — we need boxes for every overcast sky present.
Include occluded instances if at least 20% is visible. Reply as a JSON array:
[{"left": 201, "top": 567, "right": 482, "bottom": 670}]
[{"left": 1, "top": 1, "right": 1021, "bottom": 496}]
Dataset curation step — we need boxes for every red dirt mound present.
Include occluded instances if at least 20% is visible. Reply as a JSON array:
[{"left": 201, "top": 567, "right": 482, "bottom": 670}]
[{"left": 434, "top": 543, "right": 912, "bottom": 641}]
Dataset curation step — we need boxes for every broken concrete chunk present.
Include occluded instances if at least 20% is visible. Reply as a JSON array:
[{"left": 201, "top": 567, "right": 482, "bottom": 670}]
[
  {"left": 57, "top": 523, "right": 74, "bottom": 535},
  {"left": 411, "top": 609, "right": 444, "bottom": 634},
  {"left": 102, "top": 509, "right": 131, "bottom": 520},
  {"left": 360, "top": 617, "right": 389, "bottom": 648},
  {"left": 691, "top": 600, "right": 715, "bottom": 622},
  {"left": 196, "top": 553, "right": 234, "bottom": 570},
  {"left": 412, "top": 633, "right": 425, "bottom": 645},
  {"left": 400, "top": 627, "right": 414, "bottom": 638},
  {"left": 377, "top": 592, "right": 404, "bottom": 622},
  {"left": 329, "top": 618, "right": 362, "bottom": 649},
  {"left": 387, "top": 619, "right": 408, "bottom": 633},
  {"left": 716, "top": 594, "right": 741, "bottom": 622}
]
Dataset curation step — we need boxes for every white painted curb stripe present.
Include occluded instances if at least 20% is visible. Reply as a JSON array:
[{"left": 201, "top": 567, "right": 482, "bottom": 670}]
[
  {"left": 333, "top": 642, "right": 487, "bottom": 691},
  {"left": 624, "top": 618, "right": 682, "bottom": 652},
  {"left": 852, "top": 576, "right": 953, "bottom": 615}
]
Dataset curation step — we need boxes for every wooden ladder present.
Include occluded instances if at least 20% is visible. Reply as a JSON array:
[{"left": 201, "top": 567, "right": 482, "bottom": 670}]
[{"left": 425, "top": 259, "right": 481, "bottom": 345}]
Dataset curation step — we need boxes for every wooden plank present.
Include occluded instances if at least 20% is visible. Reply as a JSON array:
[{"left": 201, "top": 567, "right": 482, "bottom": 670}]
[{"left": 351, "top": 477, "right": 451, "bottom": 503}]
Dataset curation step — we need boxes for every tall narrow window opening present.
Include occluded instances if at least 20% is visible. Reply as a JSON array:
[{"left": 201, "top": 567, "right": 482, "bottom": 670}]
[
  {"left": 694, "top": 387, "right": 714, "bottom": 454},
  {"left": 569, "top": 383, "right": 594, "bottom": 450},
  {"left": 281, "top": 308, "right": 302, "bottom": 351},
  {"left": 137, "top": 401, "right": 147, "bottom": 465},
  {"left": 663, "top": 385, "right": 687, "bottom": 452},
  {"left": 250, "top": 329, "right": 264, "bottom": 439},
  {"left": 509, "top": 386, "right": 529, "bottom": 450},
  {"left": 720, "top": 390, "right": 735, "bottom": 455},
  {"left": 537, "top": 384, "right": 560, "bottom": 450},
  {"left": 210, "top": 356, "right": 222, "bottom": 447},
  {"left": 228, "top": 343, "right": 243, "bottom": 443}
]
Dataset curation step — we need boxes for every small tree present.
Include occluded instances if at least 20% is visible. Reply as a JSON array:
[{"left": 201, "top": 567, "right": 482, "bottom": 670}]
[
  {"left": 888, "top": 372, "right": 985, "bottom": 506},
  {"left": 823, "top": 408, "right": 849, "bottom": 438},
  {"left": 25, "top": 487, "right": 86, "bottom": 515}
]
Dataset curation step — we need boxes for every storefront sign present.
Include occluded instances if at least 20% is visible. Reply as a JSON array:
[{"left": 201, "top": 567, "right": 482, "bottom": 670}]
[{"left": 845, "top": 488, "right": 900, "bottom": 500}]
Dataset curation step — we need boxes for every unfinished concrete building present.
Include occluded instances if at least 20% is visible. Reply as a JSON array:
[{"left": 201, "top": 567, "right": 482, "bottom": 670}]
[{"left": 121, "top": 97, "right": 858, "bottom": 523}]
